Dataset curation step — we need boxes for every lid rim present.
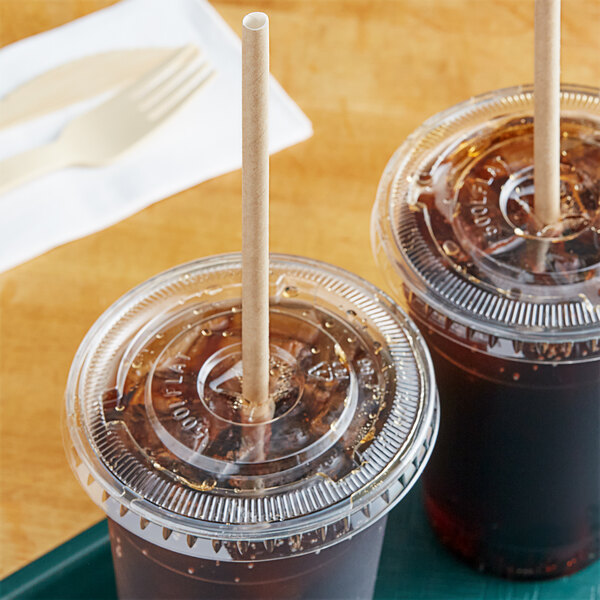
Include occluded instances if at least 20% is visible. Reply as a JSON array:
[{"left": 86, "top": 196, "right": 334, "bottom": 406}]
[
  {"left": 66, "top": 253, "right": 439, "bottom": 549},
  {"left": 372, "top": 84, "right": 600, "bottom": 346}
]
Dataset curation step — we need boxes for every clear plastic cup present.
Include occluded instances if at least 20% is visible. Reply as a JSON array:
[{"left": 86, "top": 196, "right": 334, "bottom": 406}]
[
  {"left": 371, "top": 84, "right": 600, "bottom": 580},
  {"left": 64, "top": 254, "right": 439, "bottom": 599}
]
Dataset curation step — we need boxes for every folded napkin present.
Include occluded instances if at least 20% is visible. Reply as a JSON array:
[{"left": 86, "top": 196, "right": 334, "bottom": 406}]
[{"left": 0, "top": 0, "right": 312, "bottom": 273}]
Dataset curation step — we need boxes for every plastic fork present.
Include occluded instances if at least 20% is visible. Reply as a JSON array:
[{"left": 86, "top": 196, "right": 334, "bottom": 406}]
[{"left": 0, "top": 45, "right": 214, "bottom": 195}]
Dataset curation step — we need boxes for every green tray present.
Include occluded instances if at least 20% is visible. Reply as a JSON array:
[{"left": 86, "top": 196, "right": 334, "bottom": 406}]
[{"left": 2, "top": 484, "right": 598, "bottom": 600}]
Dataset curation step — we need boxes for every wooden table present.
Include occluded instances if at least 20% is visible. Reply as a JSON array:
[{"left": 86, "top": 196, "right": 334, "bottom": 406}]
[{"left": 1, "top": 0, "right": 598, "bottom": 579}]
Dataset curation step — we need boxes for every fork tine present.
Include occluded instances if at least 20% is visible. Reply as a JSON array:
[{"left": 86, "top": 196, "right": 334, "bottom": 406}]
[
  {"left": 148, "top": 68, "right": 215, "bottom": 122},
  {"left": 126, "top": 44, "right": 201, "bottom": 100},
  {"left": 140, "top": 57, "right": 210, "bottom": 113}
]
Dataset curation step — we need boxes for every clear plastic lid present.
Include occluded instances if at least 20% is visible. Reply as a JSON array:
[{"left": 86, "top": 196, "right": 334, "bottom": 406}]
[
  {"left": 65, "top": 254, "right": 438, "bottom": 560},
  {"left": 372, "top": 85, "right": 600, "bottom": 359}
]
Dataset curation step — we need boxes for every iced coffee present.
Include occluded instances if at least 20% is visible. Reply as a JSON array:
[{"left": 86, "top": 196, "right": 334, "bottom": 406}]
[
  {"left": 372, "top": 84, "right": 600, "bottom": 579},
  {"left": 65, "top": 254, "right": 439, "bottom": 599}
]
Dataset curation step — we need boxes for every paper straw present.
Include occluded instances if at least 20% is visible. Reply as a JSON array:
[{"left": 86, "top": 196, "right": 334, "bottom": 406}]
[
  {"left": 534, "top": 0, "right": 561, "bottom": 226},
  {"left": 241, "top": 12, "right": 271, "bottom": 421}
]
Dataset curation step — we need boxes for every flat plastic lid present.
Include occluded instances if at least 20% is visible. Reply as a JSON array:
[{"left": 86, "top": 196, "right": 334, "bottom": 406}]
[
  {"left": 66, "top": 254, "right": 438, "bottom": 556},
  {"left": 374, "top": 85, "right": 600, "bottom": 349}
]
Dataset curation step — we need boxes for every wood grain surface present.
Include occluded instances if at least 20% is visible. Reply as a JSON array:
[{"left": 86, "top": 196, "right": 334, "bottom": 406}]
[{"left": 1, "top": 0, "right": 599, "bottom": 579}]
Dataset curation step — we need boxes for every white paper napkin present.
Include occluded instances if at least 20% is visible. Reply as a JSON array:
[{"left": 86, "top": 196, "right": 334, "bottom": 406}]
[{"left": 0, "top": 0, "right": 312, "bottom": 273}]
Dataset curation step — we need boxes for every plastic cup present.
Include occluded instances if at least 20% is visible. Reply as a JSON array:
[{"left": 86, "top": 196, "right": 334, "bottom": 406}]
[
  {"left": 64, "top": 254, "right": 439, "bottom": 599},
  {"left": 371, "top": 84, "right": 600, "bottom": 580}
]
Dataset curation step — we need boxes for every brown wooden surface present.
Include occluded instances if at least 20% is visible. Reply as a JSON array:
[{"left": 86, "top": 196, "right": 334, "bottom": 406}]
[{"left": 1, "top": 0, "right": 599, "bottom": 579}]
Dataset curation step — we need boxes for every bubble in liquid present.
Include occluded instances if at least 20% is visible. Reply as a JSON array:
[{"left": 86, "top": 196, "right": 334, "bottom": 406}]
[
  {"left": 373, "top": 341, "right": 382, "bottom": 355},
  {"left": 201, "top": 328, "right": 212, "bottom": 337},
  {"left": 234, "top": 577, "right": 241, "bottom": 583},
  {"left": 324, "top": 320, "right": 334, "bottom": 329},
  {"left": 187, "top": 567, "right": 195, "bottom": 575},
  {"left": 283, "top": 286, "right": 298, "bottom": 298},
  {"left": 310, "top": 347, "right": 320, "bottom": 355},
  {"left": 248, "top": 563, "right": 254, "bottom": 570},
  {"left": 115, "top": 545, "right": 123, "bottom": 558},
  {"left": 442, "top": 240, "right": 460, "bottom": 257},
  {"left": 418, "top": 171, "right": 433, "bottom": 186},
  {"left": 222, "top": 331, "right": 233, "bottom": 337},
  {"left": 513, "top": 372, "right": 520, "bottom": 381}
]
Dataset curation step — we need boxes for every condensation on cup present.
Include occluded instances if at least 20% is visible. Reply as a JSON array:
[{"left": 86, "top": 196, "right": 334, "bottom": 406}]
[
  {"left": 64, "top": 254, "right": 439, "bottom": 599},
  {"left": 372, "top": 85, "right": 600, "bottom": 579}
]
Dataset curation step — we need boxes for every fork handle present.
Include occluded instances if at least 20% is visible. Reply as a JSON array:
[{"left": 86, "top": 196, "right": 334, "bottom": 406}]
[{"left": 0, "top": 141, "right": 71, "bottom": 195}]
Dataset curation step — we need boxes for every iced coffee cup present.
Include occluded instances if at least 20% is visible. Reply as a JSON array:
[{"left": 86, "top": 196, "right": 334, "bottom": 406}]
[
  {"left": 372, "top": 84, "right": 600, "bottom": 580},
  {"left": 64, "top": 254, "right": 439, "bottom": 599}
]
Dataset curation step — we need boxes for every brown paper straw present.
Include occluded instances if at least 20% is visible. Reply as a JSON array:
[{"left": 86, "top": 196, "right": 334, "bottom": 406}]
[
  {"left": 534, "top": 0, "right": 561, "bottom": 226},
  {"left": 242, "top": 12, "right": 271, "bottom": 422}
]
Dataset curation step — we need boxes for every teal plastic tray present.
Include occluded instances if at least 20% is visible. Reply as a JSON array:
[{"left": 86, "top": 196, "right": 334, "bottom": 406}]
[{"left": 2, "top": 484, "right": 598, "bottom": 599}]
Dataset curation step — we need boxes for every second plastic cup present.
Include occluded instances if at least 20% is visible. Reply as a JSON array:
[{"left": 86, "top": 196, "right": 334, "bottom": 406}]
[
  {"left": 372, "top": 85, "right": 600, "bottom": 579},
  {"left": 65, "top": 254, "right": 439, "bottom": 599}
]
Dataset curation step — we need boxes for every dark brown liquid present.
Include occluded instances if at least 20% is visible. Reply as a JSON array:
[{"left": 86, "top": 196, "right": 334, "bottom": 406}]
[
  {"left": 108, "top": 517, "right": 387, "bottom": 600},
  {"left": 412, "top": 314, "right": 600, "bottom": 579}
]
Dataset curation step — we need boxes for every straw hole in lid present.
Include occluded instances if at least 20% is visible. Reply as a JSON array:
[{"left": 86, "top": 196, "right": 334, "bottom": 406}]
[
  {"left": 212, "top": 539, "right": 222, "bottom": 553},
  {"left": 187, "top": 535, "right": 197, "bottom": 548},
  {"left": 162, "top": 528, "right": 172, "bottom": 540}
]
